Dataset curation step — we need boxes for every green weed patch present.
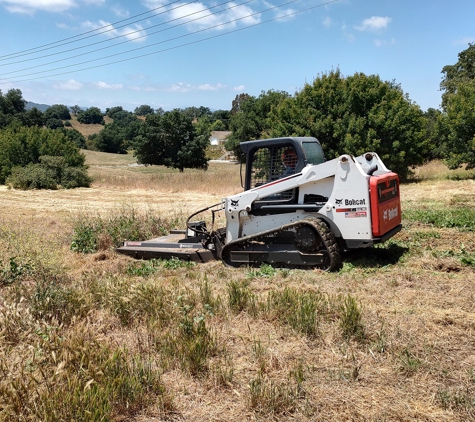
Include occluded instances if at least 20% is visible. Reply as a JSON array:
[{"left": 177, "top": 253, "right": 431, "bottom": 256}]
[
  {"left": 70, "top": 208, "right": 171, "bottom": 253},
  {"left": 266, "top": 287, "right": 328, "bottom": 338},
  {"left": 403, "top": 207, "right": 475, "bottom": 230},
  {"left": 0, "top": 256, "right": 33, "bottom": 285}
]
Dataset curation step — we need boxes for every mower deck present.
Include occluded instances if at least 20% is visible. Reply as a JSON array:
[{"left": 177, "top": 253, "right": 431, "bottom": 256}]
[{"left": 115, "top": 230, "right": 215, "bottom": 263}]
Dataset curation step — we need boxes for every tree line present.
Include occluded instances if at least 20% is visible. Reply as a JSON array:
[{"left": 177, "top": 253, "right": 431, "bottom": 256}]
[
  {"left": 0, "top": 43, "right": 474, "bottom": 188},
  {"left": 225, "top": 43, "right": 475, "bottom": 180}
]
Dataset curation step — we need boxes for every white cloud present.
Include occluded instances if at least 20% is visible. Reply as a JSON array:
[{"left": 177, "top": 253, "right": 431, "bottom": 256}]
[
  {"left": 169, "top": 82, "right": 192, "bottom": 93},
  {"left": 454, "top": 37, "right": 475, "bottom": 45},
  {"left": 111, "top": 5, "right": 129, "bottom": 18},
  {"left": 165, "top": 82, "right": 227, "bottom": 92},
  {"left": 355, "top": 16, "right": 392, "bottom": 32},
  {"left": 54, "top": 79, "right": 83, "bottom": 90},
  {"left": 262, "top": 1, "right": 295, "bottom": 22},
  {"left": 0, "top": 0, "right": 76, "bottom": 14},
  {"left": 197, "top": 83, "right": 226, "bottom": 91},
  {"left": 119, "top": 80, "right": 229, "bottom": 93},
  {"left": 344, "top": 33, "right": 355, "bottom": 43},
  {"left": 167, "top": 2, "right": 260, "bottom": 32},
  {"left": 226, "top": 3, "right": 260, "bottom": 27},
  {"left": 82, "top": 20, "right": 147, "bottom": 42},
  {"left": 374, "top": 38, "right": 396, "bottom": 47},
  {"left": 233, "top": 84, "right": 245, "bottom": 92},
  {"left": 142, "top": 0, "right": 167, "bottom": 7},
  {"left": 272, "top": 7, "right": 296, "bottom": 22},
  {"left": 92, "top": 81, "right": 123, "bottom": 90},
  {"left": 323, "top": 17, "right": 332, "bottom": 28},
  {"left": 124, "top": 82, "right": 159, "bottom": 92}
]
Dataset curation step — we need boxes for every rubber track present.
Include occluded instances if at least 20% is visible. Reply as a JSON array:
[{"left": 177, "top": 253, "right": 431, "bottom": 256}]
[{"left": 220, "top": 216, "right": 341, "bottom": 271}]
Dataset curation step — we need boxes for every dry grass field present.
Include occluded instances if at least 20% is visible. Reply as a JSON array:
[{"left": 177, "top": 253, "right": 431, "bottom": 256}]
[
  {"left": 70, "top": 115, "right": 113, "bottom": 138},
  {"left": 1, "top": 154, "right": 474, "bottom": 421}
]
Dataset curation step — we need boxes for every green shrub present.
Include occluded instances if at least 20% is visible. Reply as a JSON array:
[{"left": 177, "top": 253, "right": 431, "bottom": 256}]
[
  {"left": 70, "top": 217, "right": 101, "bottom": 253},
  {"left": 0, "top": 256, "right": 33, "bottom": 285},
  {"left": 0, "top": 125, "right": 88, "bottom": 187},
  {"left": 45, "top": 118, "right": 64, "bottom": 129},
  {"left": 6, "top": 163, "right": 58, "bottom": 189},
  {"left": 247, "top": 264, "right": 278, "bottom": 279},
  {"left": 5, "top": 154, "right": 90, "bottom": 190},
  {"left": 61, "top": 165, "right": 92, "bottom": 188},
  {"left": 126, "top": 259, "right": 161, "bottom": 276}
]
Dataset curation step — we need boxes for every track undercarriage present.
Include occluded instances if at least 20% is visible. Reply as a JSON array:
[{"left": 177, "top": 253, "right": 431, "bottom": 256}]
[{"left": 218, "top": 217, "right": 341, "bottom": 271}]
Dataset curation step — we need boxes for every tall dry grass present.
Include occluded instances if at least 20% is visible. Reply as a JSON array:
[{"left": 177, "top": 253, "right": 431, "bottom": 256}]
[
  {"left": 88, "top": 159, "right": 242, "bottom": 196},
  {"left": 412, "top": 159, "right": 475, "bottom": 181}
]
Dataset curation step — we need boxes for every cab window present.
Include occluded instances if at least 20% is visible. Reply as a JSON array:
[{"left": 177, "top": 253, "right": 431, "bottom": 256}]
[{"left": 302, "top": 141, "right": 325, "bottom": 165}]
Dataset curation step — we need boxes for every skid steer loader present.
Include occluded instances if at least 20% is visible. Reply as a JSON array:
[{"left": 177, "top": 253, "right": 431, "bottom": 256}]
[{"left": 116, "top": 137, "right": 402, "bottom": 271}]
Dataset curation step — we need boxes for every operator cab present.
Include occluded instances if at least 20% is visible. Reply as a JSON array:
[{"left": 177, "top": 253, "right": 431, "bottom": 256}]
[
  {"left": 240, "top": 137, "right": 326, "bottom": 207},
  {"left": 241, "top": 137, "right": 325, "bottom": 187}
]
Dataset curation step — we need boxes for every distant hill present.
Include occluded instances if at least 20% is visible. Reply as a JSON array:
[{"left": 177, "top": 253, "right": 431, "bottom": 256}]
[
  {"left": 26, "top": 102, "right": 91, "bottom": 114},
  {"left": 25, "top": 101, "right": 50, "bottom": 112}
]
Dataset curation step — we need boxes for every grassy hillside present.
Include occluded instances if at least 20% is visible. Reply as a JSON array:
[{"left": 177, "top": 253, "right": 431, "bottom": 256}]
[
  {"left": 81, "top": 149, "right": 137, "bottom": 166},
  {"left": 0, "top": 160, "right": 474, "bottom": 420},
  {"left": 70, "top": 115, "right": 113, "bottom": 137}
]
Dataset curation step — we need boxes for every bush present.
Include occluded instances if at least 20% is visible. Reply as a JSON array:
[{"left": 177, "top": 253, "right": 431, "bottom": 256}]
[
  {"left": 45, "top": 118, "right": 64, "bottom": 129},
  {"left": 61, "top": 166, "right": 92, "bottom": 188},
  {"left": 6, "top": 163, "right": 58, "bottom": 189},
  {"left": 59, "top": 127, "right": 86, "bottom": 148},
  {"left": 0, "top": 126, "right": 88, "bottom": 185},
  {"left": 44, "top": 104, "right": 71, "bottom": 120},
  {"left": 5, "top": 155, "right": 91, "bottom": 190},
  {"left": 77, "top": 107, "right": 104, "bottom": 124}
]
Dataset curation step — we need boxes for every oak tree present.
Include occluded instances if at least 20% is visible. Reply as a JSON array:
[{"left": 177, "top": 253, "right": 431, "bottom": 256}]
[
  {"left": 267, "top": 70, "right": 426, "bottom": 179},
  {"left": 134, "top": 110, "right": 208, "bottom": 172}
]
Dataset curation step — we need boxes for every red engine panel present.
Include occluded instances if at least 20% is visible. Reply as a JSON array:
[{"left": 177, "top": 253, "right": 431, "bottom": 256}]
[{"left": 369, "top": 172, "right": 401, "bottom": 237}]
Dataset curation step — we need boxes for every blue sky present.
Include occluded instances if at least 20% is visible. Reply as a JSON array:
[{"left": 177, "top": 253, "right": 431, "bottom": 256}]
[{"left": 0, "top": 0, "right": 473, "bottom": 112}]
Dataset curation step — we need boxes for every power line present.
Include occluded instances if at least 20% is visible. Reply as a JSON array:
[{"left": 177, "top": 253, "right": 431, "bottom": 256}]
[
  {"left": 0, "top": 0, "right": 187, "bottom": 61},
  {"left": 0, "top": 0, "right": 252, "bottom": 74},
  {"left": 1, "top": 0, "right": 287, "bottom": 80},
  {"left": 0, "top": 0, "right": 340, "bottom": 84},
  {"left": 0, "top": 0, "right": 202, "bottom": 65}
]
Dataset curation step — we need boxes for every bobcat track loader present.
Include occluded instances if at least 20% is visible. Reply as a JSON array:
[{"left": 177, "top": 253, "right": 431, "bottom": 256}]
[{"left": 116, "top": 137, "right": 402, "bottom": 271}]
